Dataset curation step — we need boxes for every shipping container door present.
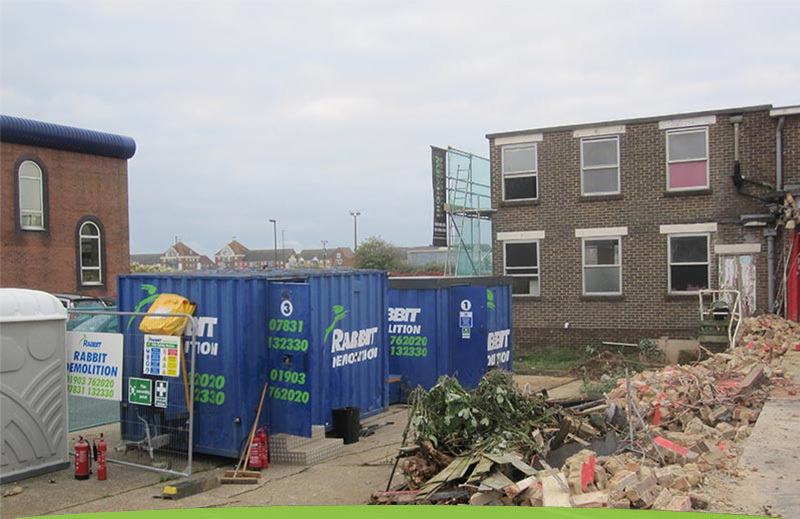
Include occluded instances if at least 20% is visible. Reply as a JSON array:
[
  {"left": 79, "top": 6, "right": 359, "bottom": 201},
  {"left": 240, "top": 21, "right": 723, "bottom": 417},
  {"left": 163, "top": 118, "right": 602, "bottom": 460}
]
[
  {"left": 388, "top": 288, "right": 442, "bottom": 396},
  {"left": 485, "top": 286, "right": 513, "bottom": 372},
  {"left": 449, "top": 286, "right": 487, "bottom": 388},
  {"left": 267, "top": 282, "right": 313, "bottom": 437}
]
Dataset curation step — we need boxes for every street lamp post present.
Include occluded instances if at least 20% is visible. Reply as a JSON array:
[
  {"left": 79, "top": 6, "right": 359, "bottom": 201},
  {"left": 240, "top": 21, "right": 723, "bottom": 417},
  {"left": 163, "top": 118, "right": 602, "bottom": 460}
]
[
  {"left": 349, "top": 211, "right": 360, "bottom": 252},
  {"left": 282, "top": 229, "right": 286, "bottom": 267},
  {"left": 269, "top": 219, "right": 278, "bottom": 268},
  {"left": 321, "top": 239, "right": 328, "bottom": 268}
]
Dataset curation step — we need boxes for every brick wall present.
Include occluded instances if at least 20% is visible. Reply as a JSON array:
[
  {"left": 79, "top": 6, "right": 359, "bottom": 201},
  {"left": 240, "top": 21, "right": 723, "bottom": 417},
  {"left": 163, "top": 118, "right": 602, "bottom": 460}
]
[
  {"left": 489, "top": 109, "right": 794, "bottom": 350},
  {"left": 1, "top": 143, "right": 130, "bottom": 296}
]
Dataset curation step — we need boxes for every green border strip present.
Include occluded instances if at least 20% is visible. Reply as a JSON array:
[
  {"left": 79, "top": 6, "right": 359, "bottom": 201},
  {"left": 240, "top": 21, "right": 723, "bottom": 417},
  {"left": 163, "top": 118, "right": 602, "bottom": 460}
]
[{"left": 27, "top": 505, "right": 766, "bottom": 519}]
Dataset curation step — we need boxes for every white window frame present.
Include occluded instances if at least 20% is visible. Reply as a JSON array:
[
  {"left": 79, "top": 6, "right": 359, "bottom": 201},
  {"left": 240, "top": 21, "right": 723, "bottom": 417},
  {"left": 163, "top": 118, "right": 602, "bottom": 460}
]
[
  {"left": 666, "top": 127, "right": 709, "bottom": 192},
  {"left": 580, "top": 136, "right": 620, "bottom": 196},
  {"left": 18, "top": 160, "right": 45, "bottom": 230},
  {"left": 667, "top": 233, "right": 711, "bottom": 294},
  {"left": 79, "top": 221, "right": 102, "bottom": 286},
  {"left": 501, "top": 143, "right": 538, "bottom": 202},
  {"left": 582, "top": 236, "right": 622, "bottom": 296},
  {"left": 503, "top": 240, "right": 540, "bottom": 297}
]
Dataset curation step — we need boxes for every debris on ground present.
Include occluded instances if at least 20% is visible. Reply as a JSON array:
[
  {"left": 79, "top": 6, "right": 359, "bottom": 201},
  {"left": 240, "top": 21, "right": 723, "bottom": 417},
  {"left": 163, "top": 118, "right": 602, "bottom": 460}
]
[
  {"left": 375, "top": 315, "right": 798, "bottom": 509},
  {"left": 2, "top": 486, "right": 24, "bottom": 497}
]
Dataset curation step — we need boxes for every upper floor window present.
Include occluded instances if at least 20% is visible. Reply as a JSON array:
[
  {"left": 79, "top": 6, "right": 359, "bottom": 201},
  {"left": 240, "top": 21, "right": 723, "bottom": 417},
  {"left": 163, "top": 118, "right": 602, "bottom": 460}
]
[
  {"left": 79, "top": 221, "right": 103, "bottom": 286},
  {"left": 668, "top": 234, "right": 710, "bottom": 293},
  {"left": 582, "top": 237, "right": 622, "bottom": 295},
  {"left": 502, "top": 144, "right": 537, "bottom": 201},
  {"left": 18, "top": 160, "right": 45, "bottom": 230},
  {"left": 581, "top": 137, "right": 620, "bottom": 195},
  {"left": 667, "top": 128, "right": 708, "bottom": 191},
  {"left": 504, "top": 241, "right": 540, "bottom": 296}
]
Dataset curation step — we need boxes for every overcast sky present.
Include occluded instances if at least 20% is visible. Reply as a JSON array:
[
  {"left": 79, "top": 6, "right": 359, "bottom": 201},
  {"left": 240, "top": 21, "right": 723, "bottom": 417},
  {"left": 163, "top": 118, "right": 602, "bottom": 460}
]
[{"left": 2, "top": 0, "right": 798, "bottom": 257}]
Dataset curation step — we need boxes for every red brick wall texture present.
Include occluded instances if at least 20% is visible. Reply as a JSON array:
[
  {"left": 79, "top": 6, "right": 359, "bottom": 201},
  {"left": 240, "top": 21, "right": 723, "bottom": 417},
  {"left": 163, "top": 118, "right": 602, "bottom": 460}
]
[
  {"left": 489, "top": 108, "right": 800, "bottom": 350},
  {"left": 1, "top": 143, "right": 130, "bottom": 297}
]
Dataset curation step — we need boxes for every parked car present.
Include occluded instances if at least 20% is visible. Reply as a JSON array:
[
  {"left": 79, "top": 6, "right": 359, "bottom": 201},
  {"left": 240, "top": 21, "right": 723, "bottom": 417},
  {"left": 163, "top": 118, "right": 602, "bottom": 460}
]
[
  {"left": 54, "top": 293, "right": 109, "bottom": 309},
  {"left": 68, "top": 310, "right": 119, "bottom": 333}
]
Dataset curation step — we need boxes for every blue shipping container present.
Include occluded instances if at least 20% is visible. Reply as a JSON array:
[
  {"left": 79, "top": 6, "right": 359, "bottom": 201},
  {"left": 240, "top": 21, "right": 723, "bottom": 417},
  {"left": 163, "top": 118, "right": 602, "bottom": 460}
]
[
  {"left": 387, "top": 277, "right": 513, "bottom": 397},
  {"left": 117, "top": 270, "right": 388, "bottom": 459}
]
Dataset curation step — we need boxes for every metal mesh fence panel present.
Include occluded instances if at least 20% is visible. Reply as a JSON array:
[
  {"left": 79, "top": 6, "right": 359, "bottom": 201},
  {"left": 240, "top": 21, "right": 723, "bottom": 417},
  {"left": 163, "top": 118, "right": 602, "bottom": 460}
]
[{"left": 66, "top": 310, "right": 196, "bottom": 477}]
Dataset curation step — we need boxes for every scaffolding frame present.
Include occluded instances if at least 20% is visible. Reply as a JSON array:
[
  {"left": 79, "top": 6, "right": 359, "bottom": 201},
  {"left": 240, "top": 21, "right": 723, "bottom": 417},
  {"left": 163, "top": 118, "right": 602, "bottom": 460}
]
[{"left": 443, "top": 146, "right": 495, "bottom": 276}]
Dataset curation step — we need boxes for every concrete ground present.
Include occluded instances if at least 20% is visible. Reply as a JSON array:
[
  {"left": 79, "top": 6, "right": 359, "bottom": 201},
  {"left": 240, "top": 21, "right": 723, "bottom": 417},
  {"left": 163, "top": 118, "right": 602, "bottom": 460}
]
[
  {"left": 1, "top": 406, "right": 410, "bottom": 518},
  {"left": 1, "top": 375, "right": 587, "bottom": 517},
  {"left": 706, "top": 349, "right": 800, "bottom": 518}
]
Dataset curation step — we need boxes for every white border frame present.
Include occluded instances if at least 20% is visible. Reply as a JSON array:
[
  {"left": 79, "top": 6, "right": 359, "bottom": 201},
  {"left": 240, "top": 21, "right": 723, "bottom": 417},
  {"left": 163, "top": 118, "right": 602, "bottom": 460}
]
[
  {"left": 582, "top": 236, "right": 623, "bottom": 296},
  {"left": 79, "top": 221, "right": 103, "bottom": 286},
  {"left": 667, "top": 233, "right": 710, "bottom": 294},
  {"left": 503, "top": 239, "right": 541, "bottom": 297},
  {"left": 666, "top": 127, "right": 709, "bottom": 192},
  {"left": 501, "top": 143, "right": 538, "bottom": 202},
  {"left": 580, "top": 136, "right": 620, "bottom": 196},
  {"left": 18, "top": 160, "right": 45, "bottom": 230}
]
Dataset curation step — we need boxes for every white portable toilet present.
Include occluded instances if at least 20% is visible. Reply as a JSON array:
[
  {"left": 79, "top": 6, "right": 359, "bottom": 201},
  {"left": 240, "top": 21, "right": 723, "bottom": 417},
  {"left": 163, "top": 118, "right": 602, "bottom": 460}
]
[{"left": 1, "top": 289, "right": 70, "bottom": 483}]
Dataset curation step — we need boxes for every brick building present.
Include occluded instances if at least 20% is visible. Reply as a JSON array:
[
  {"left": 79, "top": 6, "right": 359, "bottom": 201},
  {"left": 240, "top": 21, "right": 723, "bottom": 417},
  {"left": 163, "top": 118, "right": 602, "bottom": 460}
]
[
  {"left": 0, "top": 115, "right": 136, "bottom": 297},
  {"left": 486, "top": 104, "right": 800, "bottom": 349}
]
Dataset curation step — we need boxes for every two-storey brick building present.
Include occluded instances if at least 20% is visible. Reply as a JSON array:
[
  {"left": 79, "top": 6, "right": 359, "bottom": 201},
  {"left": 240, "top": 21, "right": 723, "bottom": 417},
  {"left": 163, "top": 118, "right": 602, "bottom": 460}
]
[
  {"left": 1, "top": 115, "right": 136, "bottom": 297},
  {"left": 486, "top": 104, "right": 800, "bottom": 349}
]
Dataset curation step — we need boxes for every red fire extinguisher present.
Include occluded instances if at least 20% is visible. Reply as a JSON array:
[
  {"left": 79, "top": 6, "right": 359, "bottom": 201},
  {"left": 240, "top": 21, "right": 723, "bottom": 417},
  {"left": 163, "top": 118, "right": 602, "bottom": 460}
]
[
  {"left": 93, "top": 434, "right": 107, "bottom": 480},
  {"left": 248, "top": 427, "right": 268, "bottom": 471},
  {"left": 74, "top": 437, "right": 91, "bottom": 480},
  {"left": 259, "top": 428, "right": 269, "bottom": 470}
]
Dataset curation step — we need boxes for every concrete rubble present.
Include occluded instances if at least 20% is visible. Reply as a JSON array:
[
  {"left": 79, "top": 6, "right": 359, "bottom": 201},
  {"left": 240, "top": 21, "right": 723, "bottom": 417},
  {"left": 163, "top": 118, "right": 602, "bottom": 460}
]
[{"left": 373, "top": 315, "right": 799, "bottom": 509}]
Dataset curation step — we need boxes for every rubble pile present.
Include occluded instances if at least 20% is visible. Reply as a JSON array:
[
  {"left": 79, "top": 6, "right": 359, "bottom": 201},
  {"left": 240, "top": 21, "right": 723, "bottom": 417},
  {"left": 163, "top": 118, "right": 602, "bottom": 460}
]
[{"left": 373, "top": 315, "right": 797, "bottom": 509}]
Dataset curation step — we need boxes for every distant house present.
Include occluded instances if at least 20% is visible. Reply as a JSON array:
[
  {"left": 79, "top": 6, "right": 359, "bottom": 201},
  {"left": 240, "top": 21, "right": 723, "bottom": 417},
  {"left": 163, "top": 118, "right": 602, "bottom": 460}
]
[
  {"left": 161, "top": 242, "right": 211, "bottom": 271},
  {"left": 214, "top": 240, "right": 295, "bottom": 269},
  {"left": 288, "top": 247, "right": 355, "bottom": 269},
  {"left": 132, "top": 242, "right": 211, "bottom": 271}
]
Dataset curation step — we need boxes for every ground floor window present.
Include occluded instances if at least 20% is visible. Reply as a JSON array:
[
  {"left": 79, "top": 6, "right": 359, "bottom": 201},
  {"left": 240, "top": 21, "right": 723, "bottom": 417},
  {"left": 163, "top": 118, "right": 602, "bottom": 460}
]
[
  {"left": 582, "top": 237, "right": 622, "bottom": 295},
  {"left": 669, "top": 233, "right": 710, "bottom": 292},
  {"left": 504, "top": 241, "right": 540, "bottom": 296}
]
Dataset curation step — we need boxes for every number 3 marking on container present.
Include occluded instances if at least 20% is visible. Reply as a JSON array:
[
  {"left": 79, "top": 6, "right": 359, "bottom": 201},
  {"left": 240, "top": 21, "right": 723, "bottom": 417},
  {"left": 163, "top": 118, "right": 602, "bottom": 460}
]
[{"left": 281, "top": 300, "right": 293, "bottom": 317}]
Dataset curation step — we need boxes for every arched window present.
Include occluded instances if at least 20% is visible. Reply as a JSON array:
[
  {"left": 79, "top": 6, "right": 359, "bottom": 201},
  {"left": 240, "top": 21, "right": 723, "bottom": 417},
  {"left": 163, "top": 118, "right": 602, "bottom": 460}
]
[
  {"left": 18, "top": 160, "right": 45, "bottom": 229},
  {"left": 79, "top": 221, "right": 103, "bottom": 285}
]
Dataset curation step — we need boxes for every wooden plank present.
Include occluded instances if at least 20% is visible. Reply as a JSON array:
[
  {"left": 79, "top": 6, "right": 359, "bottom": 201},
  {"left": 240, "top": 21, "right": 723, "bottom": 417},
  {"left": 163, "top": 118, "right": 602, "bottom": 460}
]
[
  {"left": 541, "top": 475, "right": 573, "bottom": 508},
  {"left": 223, "top": 470, "right": 261, "bottom": 478},
  {"left": 219, "top": 477, "right": 259, "bottom": 485},
  {"left": 162, "top": 475, "right": 221, "bottom": 500}
]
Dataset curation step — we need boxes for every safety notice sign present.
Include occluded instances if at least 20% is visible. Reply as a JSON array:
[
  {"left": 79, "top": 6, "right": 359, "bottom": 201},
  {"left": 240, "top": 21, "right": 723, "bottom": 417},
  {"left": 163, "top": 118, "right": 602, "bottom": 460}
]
[
  {"left": 154, "top": 380, "right": 168, "bottom": 408},
  {"left": 128, "top": 377, "right": 152, "bottom": 406},
  {"left": 143, "top": 335, "right": 181, "bottom": 377}
]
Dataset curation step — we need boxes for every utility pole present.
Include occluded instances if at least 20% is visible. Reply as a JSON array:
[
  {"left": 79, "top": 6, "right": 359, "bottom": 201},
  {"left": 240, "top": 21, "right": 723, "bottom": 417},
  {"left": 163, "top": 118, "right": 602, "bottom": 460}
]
[
  {"left": 282, "top": 229, "right": 286, "bottom": 267},
  {"left": 269, "top": 219, "right": 277, "bottom": 268},
  {"left": 321, "top": 240, "right": 328, "bottom": 268},
  {"left": 349, "top": 211, "right": 361, "bottom": 252}
]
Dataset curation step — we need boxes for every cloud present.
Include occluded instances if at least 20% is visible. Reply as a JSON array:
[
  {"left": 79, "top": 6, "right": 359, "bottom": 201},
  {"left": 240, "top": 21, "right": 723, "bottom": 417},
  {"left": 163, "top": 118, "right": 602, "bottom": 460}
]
[{"left": 1, "top": 0, "right": 798, "bottom": 257}]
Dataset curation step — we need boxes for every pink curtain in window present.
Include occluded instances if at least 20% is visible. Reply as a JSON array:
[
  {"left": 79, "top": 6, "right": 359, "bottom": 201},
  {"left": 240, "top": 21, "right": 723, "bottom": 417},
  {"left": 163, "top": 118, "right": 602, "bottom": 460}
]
[{"left": 669, "top": 160, "right": 707, "bottom": 189}]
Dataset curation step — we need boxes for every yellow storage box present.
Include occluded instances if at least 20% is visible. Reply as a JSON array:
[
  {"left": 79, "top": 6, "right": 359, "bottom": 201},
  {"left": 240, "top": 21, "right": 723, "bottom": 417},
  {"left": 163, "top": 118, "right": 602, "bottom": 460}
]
[{"left": 139, "top": 294, "right": 196, "bottom": 336}]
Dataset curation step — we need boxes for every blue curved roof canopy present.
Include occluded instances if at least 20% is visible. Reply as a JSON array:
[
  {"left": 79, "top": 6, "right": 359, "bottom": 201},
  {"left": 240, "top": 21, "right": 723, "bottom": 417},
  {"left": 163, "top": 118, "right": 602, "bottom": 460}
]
[{"left": 0, "top": 115, "right": 136, "bottom": 159}]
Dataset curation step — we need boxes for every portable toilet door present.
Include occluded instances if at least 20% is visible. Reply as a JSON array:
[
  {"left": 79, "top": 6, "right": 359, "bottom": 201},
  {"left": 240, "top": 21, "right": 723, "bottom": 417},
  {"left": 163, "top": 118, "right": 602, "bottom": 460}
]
[{"left": 0, "top": 289, "right": 70, "bottom": 483}]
